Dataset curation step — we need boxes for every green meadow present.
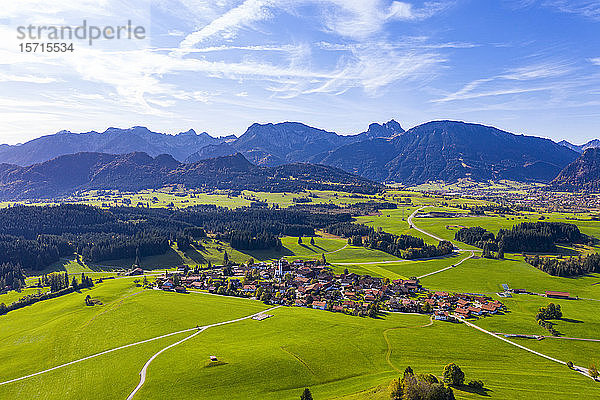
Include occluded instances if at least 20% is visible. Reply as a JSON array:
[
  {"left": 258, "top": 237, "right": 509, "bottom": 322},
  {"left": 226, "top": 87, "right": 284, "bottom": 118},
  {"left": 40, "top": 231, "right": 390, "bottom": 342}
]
[
  {"left": 1, "top": 190, "right": 599, "bottom": 399},
  {"left": 1, "top": 281, "right": 598, "bottom": 400}
]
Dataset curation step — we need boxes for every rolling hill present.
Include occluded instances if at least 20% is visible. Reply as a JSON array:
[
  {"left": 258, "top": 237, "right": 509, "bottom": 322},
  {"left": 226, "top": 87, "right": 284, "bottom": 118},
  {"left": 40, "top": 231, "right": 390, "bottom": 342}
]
[
  {"left": 0, "top": 152, "right": 382, "bottom": 200},
  {"left": 551, "top": 148, "right": 600, "bottom": 192}
]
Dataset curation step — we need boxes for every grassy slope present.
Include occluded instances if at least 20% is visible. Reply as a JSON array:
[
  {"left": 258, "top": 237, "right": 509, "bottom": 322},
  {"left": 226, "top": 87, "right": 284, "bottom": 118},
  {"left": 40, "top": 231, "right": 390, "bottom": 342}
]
[
  {"left": 0, "top": 278, "right": 268, "bottom": 399},
  {"left": 136, "top": 306, "right": 598, "bottom": 400}
]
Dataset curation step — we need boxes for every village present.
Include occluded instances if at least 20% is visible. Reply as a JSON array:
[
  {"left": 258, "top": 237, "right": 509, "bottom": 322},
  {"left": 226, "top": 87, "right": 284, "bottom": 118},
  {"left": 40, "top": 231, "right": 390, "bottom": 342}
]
[{"left": 149, "top": 259, "right": 506, "bottom": 321}]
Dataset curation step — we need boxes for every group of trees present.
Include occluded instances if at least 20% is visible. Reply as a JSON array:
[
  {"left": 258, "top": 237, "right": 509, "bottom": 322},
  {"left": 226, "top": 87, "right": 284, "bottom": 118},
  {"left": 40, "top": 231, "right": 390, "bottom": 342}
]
[
  {"left": 0, "top": 272, "right": 93, "bottom": 316},
  {"left": 41, "top": 272, "right": 94, "bottom": 293},
  {"left": 0, "top": 263, "right": 25, "bottom": 291},
  {"left": 454, "top": 227, "right": 495, "bottom": 248},
  {"left": 389, "top": 364, "right": 484, "bottom": 400},
  {"left": 526, "top": 253, "right": 600, "bottom": 277},
  {"left": 364, "top": 232, "right": 454, "bottom": 260},
  {"left": 498, "top": 222, "right": 583, "bottom": 253},
  {"left": 535, "top": 303, "right": 563, "bottom": 336},
  {"left": 325, "top": 222, "right": 374, "bottom": 238},
  {"left": 226, "top": 232, "right": 282, "bottom": 251},
  {"left": 455, "top": 222, "right": 585, "bottom": 256},
  {"left": 389, "top": 366, "right": 455, "bottom": 400}
]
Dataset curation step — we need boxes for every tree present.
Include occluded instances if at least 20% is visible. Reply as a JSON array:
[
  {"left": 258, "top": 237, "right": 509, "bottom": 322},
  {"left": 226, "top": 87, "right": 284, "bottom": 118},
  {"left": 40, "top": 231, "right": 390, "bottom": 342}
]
[
  {"left": 223, "top": 250, "right": 229, "bottom": 265},
  {"left": 589, "top": 363, "right": 599, "bottom": 379},
  {"left": 300, "top": 388, "right": 313, "bottom": 400},
  {"left": 403, "top": 366, "right": 414, "bottom": 379},
  {"left": 497, "top": 243, "right": 505, "bottom": 259},
  {"left": 321, "top": 253, "right": 327, "bottom": 265},
  {"left": 567, "top": 361, "right": 574, "bottom": 369},
  {"left": 443, "top": 363, "right": 465, "bottom": 386},
  {"left": 71, "top": 276, "right": 78, "bottom": 289},
  {"left": 310, "top": 237, "right": 315, "bottom": 245},
  {"left": 389, "top": 377, "right": 403, "bottom": 400},
  {"left": 482, "top": 241, "right": 492, "bottom": 259}
]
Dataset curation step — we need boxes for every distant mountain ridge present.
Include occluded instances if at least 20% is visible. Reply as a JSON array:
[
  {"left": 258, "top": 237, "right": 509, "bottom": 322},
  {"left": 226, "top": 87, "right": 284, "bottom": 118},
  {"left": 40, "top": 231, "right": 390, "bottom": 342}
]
[
  {"left": 551, "top": 148, "right": 600, "bottom": 192},
  {"left": 0, "top": 119, "right": 583, "bottom": 186},
  {"left": 558, "top": 139, "right": 600, "bottom": 153},
  {"left": 0, "top": 152, "right": 382, "bottom": 200},
  {"left": 0, "top": 126, "right": 221, "bottom": 166},
  {"left": 315, "top": 120, "right": 578, "bottom": 184}
]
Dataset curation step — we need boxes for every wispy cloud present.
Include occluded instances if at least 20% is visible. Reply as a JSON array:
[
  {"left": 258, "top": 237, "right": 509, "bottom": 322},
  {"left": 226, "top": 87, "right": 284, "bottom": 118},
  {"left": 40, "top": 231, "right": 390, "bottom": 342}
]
[
  {"left": 511, "top": 0, "right": 600, "bottom": 21},
  {"left": 433, "top": 61, "right": 575, "bottom": 103}
]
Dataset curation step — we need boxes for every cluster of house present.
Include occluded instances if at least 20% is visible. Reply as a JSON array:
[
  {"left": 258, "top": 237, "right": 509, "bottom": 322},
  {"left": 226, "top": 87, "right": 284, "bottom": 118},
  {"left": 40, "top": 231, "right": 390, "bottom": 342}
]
[
  {"left": 433, "top": 292, "right": 505, "bottom": 320},
  {"left": 153, "top": 259, "right": 506, "bottom": 320}
]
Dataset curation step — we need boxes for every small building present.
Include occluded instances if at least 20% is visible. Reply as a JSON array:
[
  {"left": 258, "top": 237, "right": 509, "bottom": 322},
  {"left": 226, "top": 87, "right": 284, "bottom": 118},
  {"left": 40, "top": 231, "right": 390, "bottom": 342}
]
[
  {"left": 468, "top": 306, "right": 483, "bottom": 316},
  {"left": 294, "top": 299, "right": 307, "bottom": 307},
  {"left": 434, "top": 311, "right": 449, "bottom": 321},
  {"left": 210, "top": 356, "right": 218, "bottom": 362},
  {"left": 312, "top": 301, "right": 327, "bottom": 310},
  {"left": 545, "top": 291, "right": 570, "bottom": 299},
  {"left": 454, "top": 307, "right": 470, "bottom": 319}
]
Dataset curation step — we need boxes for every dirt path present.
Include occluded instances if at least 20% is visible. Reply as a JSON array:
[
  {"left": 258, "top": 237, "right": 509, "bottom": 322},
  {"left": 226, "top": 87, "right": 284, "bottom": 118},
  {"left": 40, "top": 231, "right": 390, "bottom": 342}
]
[
  {"left": 280, "top": 346, "right": 318, "bottom": 376},
  {"left": 383, "top": 315, "right": 434, "bottom": 372},
  {"left": 492, "top": 332, "right": 600, "bottom": 342}
]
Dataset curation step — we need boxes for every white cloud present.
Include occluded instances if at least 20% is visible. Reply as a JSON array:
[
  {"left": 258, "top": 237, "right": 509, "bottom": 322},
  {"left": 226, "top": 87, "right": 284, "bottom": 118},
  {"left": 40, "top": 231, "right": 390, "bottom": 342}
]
[
  {"left": 179, "top": 0, "right": 275, "bottom": 49},
  {"left": 433, "top": 61, "right": 574, "bottom": 103},
  {"left": 0, "top": 72, "right": 57, "bottom": 83}
]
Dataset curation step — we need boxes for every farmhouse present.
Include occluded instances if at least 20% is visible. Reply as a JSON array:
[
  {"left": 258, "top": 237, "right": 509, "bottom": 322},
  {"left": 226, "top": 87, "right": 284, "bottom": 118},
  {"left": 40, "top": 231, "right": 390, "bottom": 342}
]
[
  {"left": 312, "top": 301, "right": 327, "bottom": 310},
  {"left": 545, "top": 291, "right": 570, "bottom": 299}
]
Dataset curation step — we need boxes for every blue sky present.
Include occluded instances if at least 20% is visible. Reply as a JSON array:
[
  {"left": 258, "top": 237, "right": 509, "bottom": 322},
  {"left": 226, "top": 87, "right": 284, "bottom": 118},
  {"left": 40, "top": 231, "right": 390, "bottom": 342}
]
[{"left": 0, "top": 0, "right": 599, "bottom": 144}]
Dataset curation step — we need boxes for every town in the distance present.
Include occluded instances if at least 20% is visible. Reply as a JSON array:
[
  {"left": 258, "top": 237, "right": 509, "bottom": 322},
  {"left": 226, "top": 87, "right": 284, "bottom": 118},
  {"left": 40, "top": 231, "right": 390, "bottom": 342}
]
[{"left": 0, "top": 119, "right": 599, "bottom": 400}]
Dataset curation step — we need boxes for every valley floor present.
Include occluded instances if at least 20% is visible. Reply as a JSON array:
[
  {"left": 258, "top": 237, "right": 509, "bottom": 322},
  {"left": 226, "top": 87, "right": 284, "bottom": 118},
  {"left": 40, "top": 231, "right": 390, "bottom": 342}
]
[{"left": 1, "top": 197, "right": 599, "bottom": 399}]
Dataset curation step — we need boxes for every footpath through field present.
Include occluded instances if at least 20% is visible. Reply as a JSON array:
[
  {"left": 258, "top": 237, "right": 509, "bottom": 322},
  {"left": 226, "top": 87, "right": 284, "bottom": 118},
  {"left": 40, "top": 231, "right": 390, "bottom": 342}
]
[
  {"left": 0, "top": 306, "right": 280, "bottom": 388},
  {"left": 462, "top": 319, "right": 595, "bottom": 380},
  {"left": 126, "top": 305, "right": 280, "bottom": 399}
]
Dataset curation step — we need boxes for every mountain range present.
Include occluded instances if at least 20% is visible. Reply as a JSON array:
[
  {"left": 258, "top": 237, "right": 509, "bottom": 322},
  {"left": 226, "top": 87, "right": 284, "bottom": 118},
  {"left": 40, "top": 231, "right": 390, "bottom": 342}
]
[
  {"left": 551, "top": 148, "right": 600, "bottom": 192},
  {"left": 1, "top": 119, "right": 596, "bottom": 189},
  {"left": 0, "top": 152, "right": 381, "bottom": 200},
  {"left": 558, "top": 139, "right": 600, "bottom": 153},
  {"left": 0, "top": 126, "right": 222, "bottom": 166}
]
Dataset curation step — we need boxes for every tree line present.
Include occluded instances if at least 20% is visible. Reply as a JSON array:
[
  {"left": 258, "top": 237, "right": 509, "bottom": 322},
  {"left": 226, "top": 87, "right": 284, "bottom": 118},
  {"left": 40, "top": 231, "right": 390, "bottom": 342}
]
[
  {"left": 364, "top": 232, "right": 454, "bottom": 260},
  {"left": 455, "top": 222, "right": 585, "bottom": 254},
  {"left": 526, "top": 253, "right": 600, "bottom": 277}
]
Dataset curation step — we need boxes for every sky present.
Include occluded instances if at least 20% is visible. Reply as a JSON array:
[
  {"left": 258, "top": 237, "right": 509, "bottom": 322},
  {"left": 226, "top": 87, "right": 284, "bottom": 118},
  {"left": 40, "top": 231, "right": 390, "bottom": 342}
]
[{"left": 0, "top": 0, "right": 599, "bottom": 145}]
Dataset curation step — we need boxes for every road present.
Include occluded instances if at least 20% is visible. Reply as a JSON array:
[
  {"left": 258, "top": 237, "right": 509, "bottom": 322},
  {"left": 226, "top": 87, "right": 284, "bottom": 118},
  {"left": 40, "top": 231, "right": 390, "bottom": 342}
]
[
  {"left": 0, "top": 307, "right": 280, "bottom": 388},
  {"left": 126, "top": 306, "right": 280, "bottom": 399},
  {"left": 461, "top": 319, "right": 594, "bottom": 380},
  {"left": 492, "top": 332, "right": 600, "bottom": 343},
  {"left": 407, "top": 207, "right": 481, "bottom": 253},
  {"left": 408, "top": 207, "right": 446, "bottom": 242},
  {"left": 417, "top": 250, "right": 475, "bottom": 279}
]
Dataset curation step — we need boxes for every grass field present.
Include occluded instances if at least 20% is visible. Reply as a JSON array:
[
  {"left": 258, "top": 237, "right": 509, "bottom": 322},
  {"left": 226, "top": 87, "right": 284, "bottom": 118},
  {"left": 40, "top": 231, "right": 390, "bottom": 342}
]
[
  {"left": 2, "top": 281, "right": 598, "bottom": 400},
  {"left": 2, "top": 190, "right": 600, "bottom": 399},
  {"left": 420, "top": 256, "right": 600, "bottom": 299}
]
